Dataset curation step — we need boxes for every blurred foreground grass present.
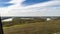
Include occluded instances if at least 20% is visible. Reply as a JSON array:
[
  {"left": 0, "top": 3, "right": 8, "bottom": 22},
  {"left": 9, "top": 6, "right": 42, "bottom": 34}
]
[{"left": 2, "top": 18, "right": 60, "bottom": 34}]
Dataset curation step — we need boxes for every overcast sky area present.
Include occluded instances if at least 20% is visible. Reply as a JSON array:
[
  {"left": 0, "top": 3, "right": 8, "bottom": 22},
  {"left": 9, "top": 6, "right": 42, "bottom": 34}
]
[{"left": 0, "top": 0, "right": 60, "bottom": 17}]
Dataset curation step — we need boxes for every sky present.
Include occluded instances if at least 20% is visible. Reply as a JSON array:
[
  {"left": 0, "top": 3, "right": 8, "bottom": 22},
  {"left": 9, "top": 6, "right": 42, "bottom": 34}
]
[{"left": 0, "top": 0, "right": 60, "bottom": 17}]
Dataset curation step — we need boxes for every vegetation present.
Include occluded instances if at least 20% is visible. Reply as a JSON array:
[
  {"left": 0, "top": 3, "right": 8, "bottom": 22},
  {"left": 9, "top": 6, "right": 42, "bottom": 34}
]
[
  {"left": 2, "top": 18, "right": 46, "bottom": 27},
  {"left": 2, "top": 17, "right": 60, "bottom": 34}
]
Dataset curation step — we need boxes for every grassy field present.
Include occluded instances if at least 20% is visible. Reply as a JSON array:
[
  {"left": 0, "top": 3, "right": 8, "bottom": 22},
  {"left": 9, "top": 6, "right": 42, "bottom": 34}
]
[{"left": 2, "top": 18, "right": 60, "bottom": 34}]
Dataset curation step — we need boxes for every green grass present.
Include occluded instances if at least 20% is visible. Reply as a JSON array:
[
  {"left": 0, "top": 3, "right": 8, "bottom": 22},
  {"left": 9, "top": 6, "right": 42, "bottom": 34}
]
[
  {"left": 3, "top": 19, "right": 60, "bottom": 34},
  {"left": 2, "top": 18, "right": 46, "bottom": 27}
]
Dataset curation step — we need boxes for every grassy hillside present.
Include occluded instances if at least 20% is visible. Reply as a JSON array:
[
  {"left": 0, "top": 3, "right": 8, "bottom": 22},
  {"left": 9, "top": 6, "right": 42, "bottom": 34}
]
[
  {"left": 3, "top": 18, "right": 60, "bottom": 34},
  {"left": 2, "top": 18, "right": 46, "bottom": 27}
]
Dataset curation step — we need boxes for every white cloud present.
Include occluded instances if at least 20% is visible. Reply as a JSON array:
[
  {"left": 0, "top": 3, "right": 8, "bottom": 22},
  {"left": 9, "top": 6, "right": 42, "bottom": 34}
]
[
  {"left": 0, "top": 0, "right": 60, "bottom": 17},
  {"left": 0, "top": 0, "right": 25, "bottom": 17}
]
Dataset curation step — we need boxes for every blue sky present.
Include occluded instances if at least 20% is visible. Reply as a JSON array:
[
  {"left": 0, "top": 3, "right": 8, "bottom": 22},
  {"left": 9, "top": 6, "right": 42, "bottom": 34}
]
[
  {"left": 22, "top": 0, "right": 51, "bottom": 6},
  {"left": 0, "top": 0, "right": 51, "bottom": 7},
  {"left": 0, "top": 0, "right": 11, "bottom": 2},
  {"left": 0, "top": 0, "right": 60, "bottom": 17},
  {"left": 0, "top": 3, "right": 13, "bottom": 7},
  {"left": 0, "top": 0, "right": 13, "bottom": 7}
]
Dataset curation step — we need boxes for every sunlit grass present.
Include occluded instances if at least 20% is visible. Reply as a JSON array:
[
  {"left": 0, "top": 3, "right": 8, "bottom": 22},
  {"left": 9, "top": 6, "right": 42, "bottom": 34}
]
[{"left": 2, "top": 18, "right": 60, "bottom": 34}]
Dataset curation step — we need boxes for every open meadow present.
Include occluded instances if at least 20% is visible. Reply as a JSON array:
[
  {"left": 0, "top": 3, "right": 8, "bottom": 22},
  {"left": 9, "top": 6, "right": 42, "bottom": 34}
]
[{"left": 2, "top": 17, "right": 60, "bottom": 34}]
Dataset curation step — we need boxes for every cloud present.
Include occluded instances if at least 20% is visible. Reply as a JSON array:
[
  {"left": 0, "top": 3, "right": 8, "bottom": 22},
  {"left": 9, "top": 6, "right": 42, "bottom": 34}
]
[
  {"left": 0, "top": 0, "right": 60, "bottom": 17},
  {"left": 0, "top": 0, "right": 25, "bottom": 16}
]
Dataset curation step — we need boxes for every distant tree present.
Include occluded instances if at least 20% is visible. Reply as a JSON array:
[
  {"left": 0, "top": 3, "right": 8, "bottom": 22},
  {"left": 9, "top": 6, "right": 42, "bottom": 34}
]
[{"left": 12, "top": 17, "right": 22, "bottom": 25}]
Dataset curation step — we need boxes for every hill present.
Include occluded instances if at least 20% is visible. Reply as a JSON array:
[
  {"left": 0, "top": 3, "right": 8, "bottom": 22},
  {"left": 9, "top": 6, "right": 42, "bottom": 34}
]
[{"left": 3, "top": 18, "right": 60, "bottom": 34}]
